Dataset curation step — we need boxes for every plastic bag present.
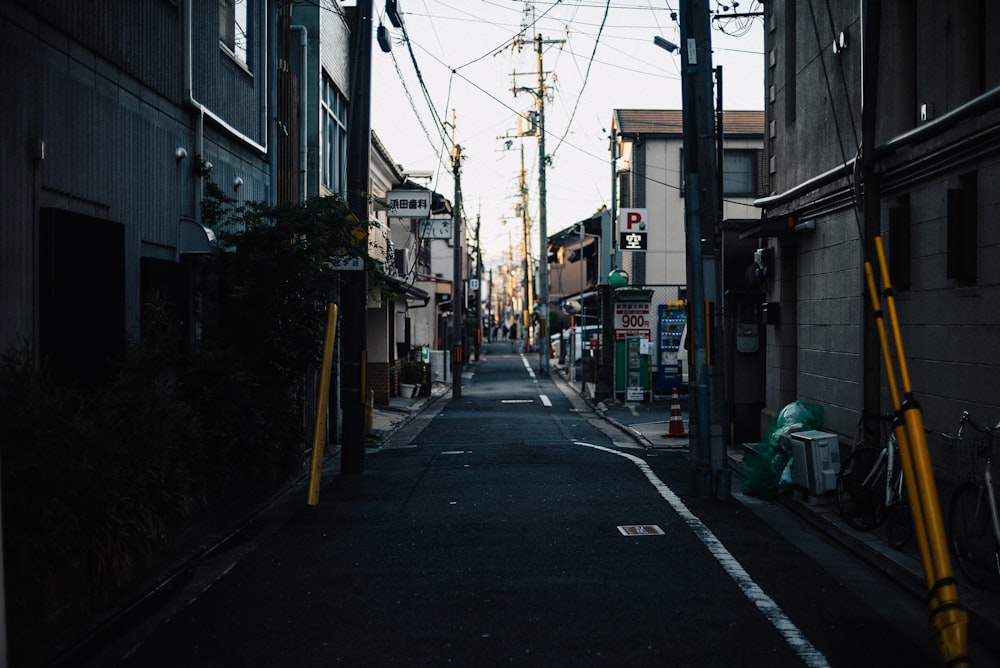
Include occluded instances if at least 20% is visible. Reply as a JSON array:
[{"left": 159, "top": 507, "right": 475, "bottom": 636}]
[{"left": 740, "top": 400, "right": 824, "bottom": 498}]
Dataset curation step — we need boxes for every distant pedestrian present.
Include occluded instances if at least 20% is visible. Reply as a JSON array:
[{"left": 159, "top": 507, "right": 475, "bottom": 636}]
[{"left": 502, "top": 324, "right": 509, "bottom": 340}]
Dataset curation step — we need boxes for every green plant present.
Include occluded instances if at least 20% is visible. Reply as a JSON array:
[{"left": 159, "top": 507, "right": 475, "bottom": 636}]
[{"left": 399, "top": 359, "right": 428, "bottom": 385}]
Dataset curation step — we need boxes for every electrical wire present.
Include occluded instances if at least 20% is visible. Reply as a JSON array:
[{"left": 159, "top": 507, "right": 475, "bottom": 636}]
[{"left": 550, "top": 0, "right": 611, "bottom": 159}]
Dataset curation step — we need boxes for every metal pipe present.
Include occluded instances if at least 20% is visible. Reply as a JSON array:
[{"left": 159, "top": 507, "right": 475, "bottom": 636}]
[
  {"left": 755, "top": 83, "right": 1000, "bottom": 212},
  {"left": 290, "top": 25, "right": 308, "bottom": 202},
  {"left": 183, "top": 0, "right": 268, "bottom": 156}
]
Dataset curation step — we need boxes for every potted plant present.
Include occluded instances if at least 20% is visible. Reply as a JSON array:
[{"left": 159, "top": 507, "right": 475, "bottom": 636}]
[{"left": 399, "top": 359, "right": 427, "bottom": 397}]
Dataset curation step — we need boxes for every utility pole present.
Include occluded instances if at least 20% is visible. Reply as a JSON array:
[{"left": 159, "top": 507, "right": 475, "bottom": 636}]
[
  {"left": 513, "top": 33, "right": 563, "bottom": 373},
  {"left": 450, "top": 113, "right": 464, "bottom": 399},
  {"left": 679, "top": 0, "right": 724, "bottom": 499},
  {"left": 474, "top": 211, "right": 482, "bottom": 361},
  {"left": 341, "top": 0, "right": 372, "bottom": 474},
  {"left": 518, "top": 144, "right": 533, "bottom": 352}
]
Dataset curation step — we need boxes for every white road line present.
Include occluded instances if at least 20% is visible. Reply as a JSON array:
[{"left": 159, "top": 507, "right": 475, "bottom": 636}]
[
  {"left": 539, "top": 394, "right": 552, "bottom": 407},
  {"left": 575, "top": 441, "right": 830, "bottom": 668},
  {"left": 519, "top": 353, "right": 536, "bottom": 379}
]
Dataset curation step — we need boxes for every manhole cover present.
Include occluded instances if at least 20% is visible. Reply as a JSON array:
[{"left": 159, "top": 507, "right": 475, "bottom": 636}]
[{"left": 617, "top": 525, "right": 664, "bottom": 536}]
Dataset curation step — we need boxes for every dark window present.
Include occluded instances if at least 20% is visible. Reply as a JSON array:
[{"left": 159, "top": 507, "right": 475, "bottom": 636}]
[
  {"left": 321, "top": 73, "right": 349, "bottom": 195},
  {"left": 888, "top": 195, "right": 911, "bottom": 291},
  {"left": 723, "top": 150, "right": 756, "bottom": 196},
  {"left": 946, "top": 173, "right": 978, "bottom": 284}
]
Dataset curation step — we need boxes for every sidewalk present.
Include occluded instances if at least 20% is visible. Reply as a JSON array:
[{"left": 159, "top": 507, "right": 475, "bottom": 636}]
[{"left": 368, "top": 382, "right": 451, "bottom": 444}]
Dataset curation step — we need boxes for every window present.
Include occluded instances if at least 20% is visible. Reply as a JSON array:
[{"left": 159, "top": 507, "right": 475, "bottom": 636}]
[
  {"left": 723, "top": 150, "right": 755, "bottom": 196},
  {"left": 946, "top": 173, "right": 978, "bottom": 284},
  {"left": 888, "top": 195, "right": 911, "bottom": 292},
  {"left": 220, "top": 0, "right": 249, "bottom": 64},
  {"left": 321, "top": 74, "right": 349, "bottom": 195}
]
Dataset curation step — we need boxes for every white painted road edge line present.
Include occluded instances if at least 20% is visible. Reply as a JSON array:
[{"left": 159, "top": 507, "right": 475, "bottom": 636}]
[
  {"left": 519, "top": 353, "right": 536, "bottom": 379},
  {"left": 575, "top": 441, "right": 830, "bottom": 668}
]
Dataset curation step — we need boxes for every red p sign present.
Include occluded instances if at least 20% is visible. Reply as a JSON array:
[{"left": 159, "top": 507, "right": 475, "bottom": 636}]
[{"left": 620, "top": 208, "right": 647, "bottom": 232}]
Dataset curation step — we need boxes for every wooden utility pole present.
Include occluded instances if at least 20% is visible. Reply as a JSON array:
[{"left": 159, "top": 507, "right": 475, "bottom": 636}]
[
  {"left": 341, "top": 0, "right": 372, "bottom": 474},
  {"left": 512, "top": 33, "right": 563, "bottom": 372},
  {"left": 450, "top": 114, "right": 464, "bottom": 399},
  {"left": 679, "top": 0, "right": 722, "bottom": 498}
]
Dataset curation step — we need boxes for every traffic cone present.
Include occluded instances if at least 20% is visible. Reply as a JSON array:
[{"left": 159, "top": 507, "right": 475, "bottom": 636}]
[{"left": 663, "top": 387, "right": 687, "bottom": 438}]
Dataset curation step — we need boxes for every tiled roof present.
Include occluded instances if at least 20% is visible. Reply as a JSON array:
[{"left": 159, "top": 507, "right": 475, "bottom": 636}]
[{"left": 614, "top": 109, "right": 764, "bottom": 137}]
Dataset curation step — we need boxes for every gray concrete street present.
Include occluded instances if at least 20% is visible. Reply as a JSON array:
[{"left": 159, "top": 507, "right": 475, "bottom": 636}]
[{"left": 69, "top": 342, "right": 999, "bottom": 667}]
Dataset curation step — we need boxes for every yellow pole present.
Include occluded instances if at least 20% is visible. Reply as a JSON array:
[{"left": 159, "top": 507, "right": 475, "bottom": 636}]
[
  {"left": 873, "top": 237, "right": 969, "bottom": 666},
  {"left": 307, "top": 303, "right": 339, "bottom": 506},
  {"left": 863, "top": 262, "right": 933, "bottom": 596}
]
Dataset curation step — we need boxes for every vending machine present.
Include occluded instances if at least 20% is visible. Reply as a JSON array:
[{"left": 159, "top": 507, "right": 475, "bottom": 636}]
[{"left": 656, "top": 303, "right": 686, "bottom": 393}]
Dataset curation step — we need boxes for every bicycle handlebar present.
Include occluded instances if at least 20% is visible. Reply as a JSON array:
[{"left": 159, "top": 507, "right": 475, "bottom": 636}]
[{"left": 959, "top": 410, "right": 1000, "bottom": 435}]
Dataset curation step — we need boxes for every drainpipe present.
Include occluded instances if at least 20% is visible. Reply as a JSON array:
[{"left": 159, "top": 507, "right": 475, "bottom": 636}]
[
  {"left": 290, "top": 24, "right": 308, "bottom": 202},
  {"left": 182, "top": 0, "right": 268, "bottom": 160}
]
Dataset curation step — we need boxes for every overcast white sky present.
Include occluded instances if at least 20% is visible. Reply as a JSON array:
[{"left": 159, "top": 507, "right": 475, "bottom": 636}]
[{"left": 370, "top": 0, "right": 765, "bottom": 271}]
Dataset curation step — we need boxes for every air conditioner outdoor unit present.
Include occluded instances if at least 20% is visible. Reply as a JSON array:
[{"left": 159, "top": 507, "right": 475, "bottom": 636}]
[{"left": 789, "top": 430, "right": 841, "bottom": 495}]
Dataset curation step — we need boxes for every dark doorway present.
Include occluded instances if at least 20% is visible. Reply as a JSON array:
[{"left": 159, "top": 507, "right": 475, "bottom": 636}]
[{"left": 39, "top": 208, "right": 126, "bottom": 386}]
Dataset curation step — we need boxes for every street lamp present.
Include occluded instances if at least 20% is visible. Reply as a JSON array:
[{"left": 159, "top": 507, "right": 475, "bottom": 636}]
[{"left": 653, "top": 36, "right": 679, "bottom": 53}]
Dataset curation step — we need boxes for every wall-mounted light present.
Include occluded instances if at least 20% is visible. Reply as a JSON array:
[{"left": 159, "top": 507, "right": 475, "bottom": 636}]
[
  {"left": 833, "top": 32, "right": 848, "bottom": 54},
  {"left": 233, "top": 176, "right": 244, "bottom": 192},
  {"left": 794, "top": 219, "right": 816, "bottom": 232},
  {"left": 175, "top": 147, "right": 188, "bottom": 162}
]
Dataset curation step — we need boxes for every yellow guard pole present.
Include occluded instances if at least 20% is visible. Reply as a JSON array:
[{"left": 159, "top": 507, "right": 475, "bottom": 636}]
[
  {"left": 874, "top": 237, "right": 969, "bottom": 666},
  {"left": 307, "top": 303, "right": 339, "bottom": 506},
  {"left": 863, "top": 263, "right": 933, "bottom": 595}
]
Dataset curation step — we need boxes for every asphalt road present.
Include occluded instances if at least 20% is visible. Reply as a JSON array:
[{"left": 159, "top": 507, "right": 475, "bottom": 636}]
[{"left": 70, "top": 343, "right": 993, "bottom": 667}]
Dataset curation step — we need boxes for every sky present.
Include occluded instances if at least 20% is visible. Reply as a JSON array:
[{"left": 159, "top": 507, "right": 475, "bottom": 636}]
[{"left": 370, "top": 0, "right": 765, "bottom": 272}]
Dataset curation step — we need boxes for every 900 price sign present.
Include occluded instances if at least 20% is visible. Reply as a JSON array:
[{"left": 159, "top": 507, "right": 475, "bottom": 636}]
[
  {"left": 614, "top": 303, "right": 652, "bottom": 340},
  {"left": 618, "top": 313, "right": 649, "bottom": 328}
]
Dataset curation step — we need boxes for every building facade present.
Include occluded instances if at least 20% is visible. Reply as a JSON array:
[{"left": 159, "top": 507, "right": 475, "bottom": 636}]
[
  {"left": 611, "top": 109, "right": 767, "bottom": 438},
  {"left": 1, "top": 0, "right": 279, "bottom": 386},
  {"left": 756, "top": 1, "right": 1000, "bottom": 446}
]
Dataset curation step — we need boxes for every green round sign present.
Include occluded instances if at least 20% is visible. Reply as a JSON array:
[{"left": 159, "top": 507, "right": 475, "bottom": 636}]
[{"left": 608, "top": 269, "right": 629, "bottom": 289}]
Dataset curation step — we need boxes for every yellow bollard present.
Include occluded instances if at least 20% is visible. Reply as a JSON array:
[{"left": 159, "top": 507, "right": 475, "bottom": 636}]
[
  {"left": 871, "top": 238, "right": 970, "bottom": 666},
  {"left": 307, "top": 303, "right": 338, "bottom": 506}
]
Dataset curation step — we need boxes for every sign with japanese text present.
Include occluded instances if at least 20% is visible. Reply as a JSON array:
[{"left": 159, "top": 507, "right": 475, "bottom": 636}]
[
  {"left": 614, "top": 302, "right": 651, "bottom": 341},
  {"left": 618, "top": 208, "right": 647, "bottom": 251},
  {"left": 418, "top": 216, "right": 451, "bottom": 238},
  {"left": 387, "top": 189, "right": 431, "bottom": 218},
  {"left": 329, "top": 255, "right": 364, "bottom": 271}
]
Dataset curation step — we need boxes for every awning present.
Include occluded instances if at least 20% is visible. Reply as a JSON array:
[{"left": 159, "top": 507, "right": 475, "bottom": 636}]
[
  {"left": 179, "top": 219, "right": 219, "bottom": 255},
  {"left": 382, "top": 274, "right": 431, "bottom": 306}
]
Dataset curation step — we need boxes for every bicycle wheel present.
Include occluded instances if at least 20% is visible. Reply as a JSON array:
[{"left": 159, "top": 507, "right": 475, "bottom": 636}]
[
  {"left": 837, "top": 447, "right": 887, "bottom": 531},
  {"left": 949, "top": 482, "right": 1000, "bottom": 588},
  {"left": 886, "top": 501, "right": 915, "bottom": 550}
]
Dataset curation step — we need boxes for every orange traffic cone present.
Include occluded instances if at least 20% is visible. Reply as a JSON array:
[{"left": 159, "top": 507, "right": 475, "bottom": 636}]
[{"left": 663, "top": 387, "right": 687, "bottom": 438}]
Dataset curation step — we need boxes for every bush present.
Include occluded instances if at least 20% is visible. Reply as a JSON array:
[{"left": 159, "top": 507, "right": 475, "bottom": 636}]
[{"left": 1, "top": 182, "right": 380, "bottom": 665}]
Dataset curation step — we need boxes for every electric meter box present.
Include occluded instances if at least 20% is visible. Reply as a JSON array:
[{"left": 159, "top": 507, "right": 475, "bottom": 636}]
[{"left": 789, "top": 430, "right": 841, "bottom": 495}]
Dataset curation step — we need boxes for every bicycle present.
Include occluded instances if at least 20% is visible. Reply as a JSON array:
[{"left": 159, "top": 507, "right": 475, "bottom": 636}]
[
  {"left": 836, "top": 414, "right": 914, "bottom": 548},
  {"left": 944, "top": 411, "right": 1000, "bottom": 588}
]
